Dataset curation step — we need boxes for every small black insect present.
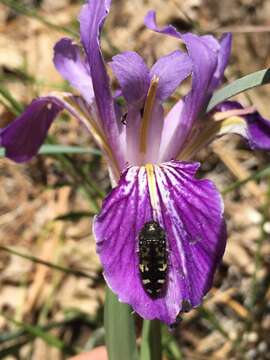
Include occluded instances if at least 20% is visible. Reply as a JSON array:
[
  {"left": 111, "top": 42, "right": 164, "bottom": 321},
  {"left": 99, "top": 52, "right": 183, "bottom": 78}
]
[
  {"left": 138, "top": 221, "right": 168, "bottom": 298},
  {"left": 120, "top": 112, "right": 128, "bottom": 125}
]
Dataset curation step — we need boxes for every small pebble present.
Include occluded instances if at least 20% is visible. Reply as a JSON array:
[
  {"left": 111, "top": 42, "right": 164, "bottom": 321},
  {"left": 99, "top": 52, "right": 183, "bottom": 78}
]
[
  {"left": 245, "top": 349, "right": 257, "bottom": 360},
  {"left": 263, "top": 221, "right": 270, "bottom": 234},
  {"left": 247, "top": 332, "right": 258, "bottom": 343},
  {"left": 258, "top": 341, "right": 268, "bottom": 353}
]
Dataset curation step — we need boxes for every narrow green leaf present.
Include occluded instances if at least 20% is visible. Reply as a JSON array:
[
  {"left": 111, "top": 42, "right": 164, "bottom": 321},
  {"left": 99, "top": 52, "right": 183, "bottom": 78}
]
[
  {"left": 0, "top": 0, "right": 78, "bottom": 37},
  {"left": 0, "top": 245, "right": 95, "bottom": 280},
  {"left": 0, "top": 339, "right": 29, "bottom": 357},
  {"left": 207, "top": 68, "right": 270, "bottom": 111},
  {"left": 198, "top": 306, "right": 229, "bottom": 339},
  {"left": 2, "top": 315, "right": 77, "bottom": 355},
  {"left": 0, "top": 314, "right": 95, "bottom": 344},
  {"left": 104, "top": 287, "right": 138, "bottom": 360},
  {"left": 222, "top": 165, "right": 270, "bottom": 194},
  {"left": 39, "top": 144, "right": 101, "bottom": 155},
  {"left": 140, "top": 320, "right": 162, "bottom": 360},
  {"left": 55, "top": 211, "right": 95, "bottom": 221},
  {"left": 0, "top": 84, "right": 23, "bottom": 115},
  {"left": 162, "top": 325, "right": 183, "bottom": 360},
  {"left": 0, "top": 145, "right": 101, "bottom": 157}
]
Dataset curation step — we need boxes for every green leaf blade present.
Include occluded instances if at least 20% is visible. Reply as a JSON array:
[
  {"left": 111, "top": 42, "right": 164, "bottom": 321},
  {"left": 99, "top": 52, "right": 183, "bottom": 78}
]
[
  {"left": 0, "top": 145, "right": 101, "bottom": 157},
  {"left": 140, "top": 320, "right": 162, "bottom": 360},
  {"left": 104, "top": 288, "right": 138, "bottom": 360},
  {"left": 207, "top": 68, "right": 270, "bottom": 112}
]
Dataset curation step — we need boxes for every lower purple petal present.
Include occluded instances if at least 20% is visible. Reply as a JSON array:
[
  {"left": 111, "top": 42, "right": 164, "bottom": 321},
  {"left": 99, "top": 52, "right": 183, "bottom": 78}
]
[
  {"left": 93, "top": 160, "right": 226, "bottom": 324},
  {"left": 0, "top": 97, "right": 62, "bottom": 162}
]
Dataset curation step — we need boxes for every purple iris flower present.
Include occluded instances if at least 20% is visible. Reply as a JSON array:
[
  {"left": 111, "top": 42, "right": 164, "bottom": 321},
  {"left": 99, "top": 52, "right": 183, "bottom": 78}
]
[{"left": 1, "top": 0, "right": 270, "bottom": 325}]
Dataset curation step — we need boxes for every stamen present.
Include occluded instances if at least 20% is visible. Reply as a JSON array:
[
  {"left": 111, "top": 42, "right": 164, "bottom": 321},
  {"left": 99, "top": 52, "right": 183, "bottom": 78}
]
[
  {"left": 178, "top": 116, "right": 246, "bottom": 161},
  {"left": 139, "top": 75, "right": 159, "bottom": 153},
  {"left": 51, "top": 92, "right": 121, "bottom": 179},
  {"left": 213, "top": 106, "right": 256, "bottom": 121},
  {"left": 145, "top": 163, "right": 159, "bottom": 220}
]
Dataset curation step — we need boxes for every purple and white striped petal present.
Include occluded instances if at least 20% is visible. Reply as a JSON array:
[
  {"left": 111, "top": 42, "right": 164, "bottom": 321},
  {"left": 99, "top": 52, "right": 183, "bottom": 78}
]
[
  {"left": 53, "top": 38, "right": 95, "bottom": 104},
  {"left": 214, "top": 101, "right": 270, "bottom": 150},
  {"left": 93, "top": 160, "right": 226, "bottom": 324},
  {"left": 79, "top": 0, "right": 125, "bottom": 170}
]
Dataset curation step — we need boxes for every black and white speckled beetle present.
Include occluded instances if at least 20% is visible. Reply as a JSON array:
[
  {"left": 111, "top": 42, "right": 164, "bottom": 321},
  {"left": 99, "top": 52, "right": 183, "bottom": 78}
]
[{"left": 138, "top": 221, "right": 168, "bottom": 298}]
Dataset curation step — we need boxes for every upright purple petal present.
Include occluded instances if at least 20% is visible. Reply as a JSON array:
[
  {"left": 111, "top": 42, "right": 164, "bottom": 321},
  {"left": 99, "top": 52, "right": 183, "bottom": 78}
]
[
  {"left": 208, "top": 33, "right": 232, "bottom": 92},
  {"left": 150, "top": 51, "right": 192, "bottom": 102},
  {"left": 79, "top": 0, "right": 124, "bottom": 169},
  {"left": 145, "top": 11, "right": 219, "bottom": 161},
  {"left": 94, "top": 160, "right": 226, "bottom": 324},
  {"left": 0, "top": 97, "right": 62, "bottom": 162},
  {"left": 110, "top": 51, "right": 150, "bottom": 105},
  {"left": 53, "top": 38, "right": 95, "bottom": 104},
  {"left": 145, "top": 10, "right": 180, "bottom": 39},
  {"left": 214, "top": 101, "right": 270, "bottom": 150}
]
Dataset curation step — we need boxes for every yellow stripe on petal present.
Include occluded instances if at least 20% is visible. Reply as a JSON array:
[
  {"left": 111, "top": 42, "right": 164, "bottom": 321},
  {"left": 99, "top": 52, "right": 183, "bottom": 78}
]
[
  {"left": 145, "top": 163, "right": 159, "bottom": 220},
  {"left": 139, "top": 76, "right": 159, "bottom": 153}
]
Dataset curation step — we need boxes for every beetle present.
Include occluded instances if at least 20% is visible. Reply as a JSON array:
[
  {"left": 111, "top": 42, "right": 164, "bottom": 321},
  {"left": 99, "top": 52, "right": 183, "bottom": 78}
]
[{"left": 138, "top": 221, "right": 168, "bottom": 298}]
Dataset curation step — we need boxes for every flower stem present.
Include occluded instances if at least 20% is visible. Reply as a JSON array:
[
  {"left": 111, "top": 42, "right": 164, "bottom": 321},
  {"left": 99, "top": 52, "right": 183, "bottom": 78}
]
[
  {"left": 140, "top": 320, "right": 162, "bottom": 360},
  {"left": 104, "top": 287, "right": 139, "bottom": 360}
]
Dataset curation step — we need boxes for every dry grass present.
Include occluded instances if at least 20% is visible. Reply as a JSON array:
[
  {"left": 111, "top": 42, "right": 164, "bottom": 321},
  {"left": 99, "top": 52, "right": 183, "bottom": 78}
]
[{"left": 1, "top": 0, "right": 270, "bottom": 359}]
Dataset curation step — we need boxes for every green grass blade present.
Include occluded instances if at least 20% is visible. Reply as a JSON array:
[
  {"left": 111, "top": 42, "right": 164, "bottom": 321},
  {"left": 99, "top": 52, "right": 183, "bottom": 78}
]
[
  {"left": 0, "top": 84, "right": 23, "bottom": 115},
  {"left": 198, "top": 306, "right": 229, "bottom": 339},
  {"left": 55, "top": 211, "right": 96, "bottom": 221},
  {"left": 0, "top": 245, "right": 95, "bottom": 280},
  {"left": 2, "top": 315, "right": 78, "bottom": 355},
  {"left": 0, "top": 145, "right": 101, "bottom": 157},
  {"left": 222, "top": 165, "right": 270, "bottom": 194},
  {"left": 0, "top": 339, "right": 29, "bottom": 357},
  {"left": 0, "top": 0, "right": 78, "bottom": 37},
  {"left": 39, "top": 144, "right": 101, "bottom": 155},
  {"left": 140, "top": 320, "right": 162, "bottom": 360},
  {"left": 104, "top": 287, "right": 139, "bottom": 360},
  {"left": 207, "top": 68, "right": 270, "bottom": 111},
  {"left": 162, "top": 325, "right": 183, "bottom": 360}
]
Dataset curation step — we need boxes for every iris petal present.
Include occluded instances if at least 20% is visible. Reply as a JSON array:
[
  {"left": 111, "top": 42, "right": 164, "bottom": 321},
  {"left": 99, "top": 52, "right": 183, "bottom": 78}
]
[
  {"left": 0, "top": 97, "right": 62, "bottom": 162},
  {"left": 214, "top": 101, "right": 270, "bottom": 150},
  {"left": 150, "top": 50, "right": 192, "bottom": 102},
  {"left": 0, "top": 93, "right": 119, "bottom": 171},
  {"left": 145, "top": 11, "right": 220, "bottom": 161},
  {"left": 79, "top": 0, "right": 125, "bottom": 171},
  {"left": 208, "top": 33, "right": 232, "bottom": 92},
  {"left": 94, "top": 160, "right": 226, "bottom": 324},
  {"left": 53, "top": 38, "right": 95, "bottom": 104},
  {"left": 110, "top": 51, "right": 150, "bottom": 105}
]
